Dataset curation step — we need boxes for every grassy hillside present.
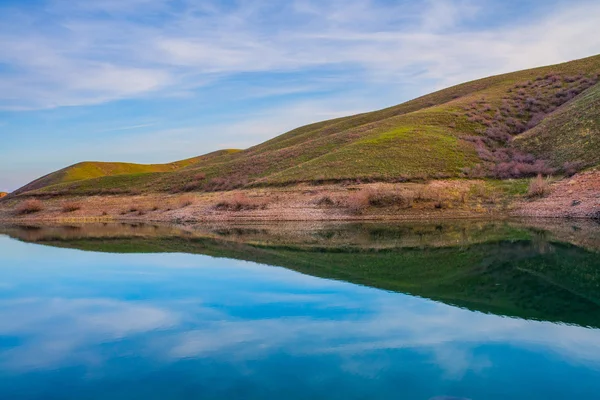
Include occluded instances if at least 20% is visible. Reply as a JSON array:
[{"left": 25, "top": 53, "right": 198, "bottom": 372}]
[
  {"left": 14, "top": 54, "right": 600, "bottom": 196},
  {"left": 13, "top": 149, "right": 240, "bottom": 195},
  {"left": 514, "top": 80, "right": 600, "bottom": 169}
]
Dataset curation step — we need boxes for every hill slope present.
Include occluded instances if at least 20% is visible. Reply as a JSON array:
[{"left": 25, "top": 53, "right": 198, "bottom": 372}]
[
  {"left": 13, "top": 150, "right": 241, "bottom": 195},
  {"left": 13, "top": 54, "right": 600, "bottom": 196},
  {"left": 514, "top": 79, "right": 600, "bottom": 169}
]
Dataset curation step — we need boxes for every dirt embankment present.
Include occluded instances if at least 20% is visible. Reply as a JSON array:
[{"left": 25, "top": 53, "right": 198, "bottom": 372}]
[
  {"left": 0, "top": 174, "right": 598, "bottom": 223},
  {"left": 515, "top": 171, "right": 600, "bottom": 219}
]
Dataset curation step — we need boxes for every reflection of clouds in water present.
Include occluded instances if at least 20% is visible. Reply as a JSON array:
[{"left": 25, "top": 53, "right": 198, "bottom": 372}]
[
  {"left": 1, "top": 253, "right": 600, "bottom": 383},
  {"left": 430, "top": 345, "right": 492, "bottom": 380},
  {"left": 1, "top": 288, "right": 600, "bottom": 378},
  {"left": 0, "top": 298, "right": 177, "bottom": 370},
  {"left": 165, "top": 295, "right": 600, "bottom": 378}
]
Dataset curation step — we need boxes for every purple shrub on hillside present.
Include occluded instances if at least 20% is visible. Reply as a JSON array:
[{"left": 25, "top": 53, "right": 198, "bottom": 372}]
[
  {"left": 460, "top": 71, "right": 592, "bottom": 180},
  {"left": 463, "top": 164, "right": 487, "bottom": 178},
  {"left": 485, "top": 126, "right": 511, "bottom": 143},
  {"left": 512, "top": 152, "right": 536, "bottom": 164},
  {"left": 563, "top": 161, "right": 586, "bottom": 176},
  {"left": 476, "top": 146, "right": 496, "bottom": 163},
  {"left": 492, "top": 160, "right": 555, "bottom": 179},
  {"left": 527, "top": 112, "right": 547, "bottom": 129},
  {"left": 565, "top": 75, "right": 579, "bottom": 83}
]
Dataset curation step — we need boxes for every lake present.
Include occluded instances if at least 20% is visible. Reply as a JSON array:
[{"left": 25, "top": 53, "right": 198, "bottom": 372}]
[{"left": 1, "top": 220, "right": 600, "bottom": 399}]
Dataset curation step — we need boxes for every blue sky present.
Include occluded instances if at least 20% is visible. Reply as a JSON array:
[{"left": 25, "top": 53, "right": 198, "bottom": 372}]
[{"left": 1, "top": 0, "right": 600, "bottom": 191}]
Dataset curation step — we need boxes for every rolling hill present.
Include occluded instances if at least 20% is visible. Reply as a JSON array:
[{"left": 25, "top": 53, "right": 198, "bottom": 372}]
[{"left": 11, "top": 54, "right": 600, "bottom": 197}]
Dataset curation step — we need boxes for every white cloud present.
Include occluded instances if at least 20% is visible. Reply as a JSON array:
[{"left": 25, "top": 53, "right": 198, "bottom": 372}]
[
  {"left": 0, "top": 0, "right": 599, "bottom": 110},
  {"left": 0, "top": 298, "right": 176, "bottom": 370}
]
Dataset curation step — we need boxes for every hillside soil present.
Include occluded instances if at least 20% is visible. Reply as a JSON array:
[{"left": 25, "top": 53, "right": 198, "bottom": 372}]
[{"left": 515, "top": 171, "right": 600, "bottom": 218}]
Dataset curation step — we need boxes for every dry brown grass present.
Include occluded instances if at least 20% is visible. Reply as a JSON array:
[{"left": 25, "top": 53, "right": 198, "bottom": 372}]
[
  {"left": 335, "top": 183, "right": 475, "bottom": 213},
  {"left": 16, "top": 199, "right": 44, "bottom": 215},
  {"left": 527, "top": 174, "right": 551, "bottom": 198},
  {"left": 344, "top": 190, "right": 370, "bottom": 214},
  {"left": 61, "top": 201, "right": 81, "bottom": 213},
  {"left": 177, "top": 194, "right": 195, "bottom": 208},
  {"left": 214, "top": 192, "right": 268, "bottom": 212},
  {"left": 365, "top": 185, "right": 415, "bottom": 208}
]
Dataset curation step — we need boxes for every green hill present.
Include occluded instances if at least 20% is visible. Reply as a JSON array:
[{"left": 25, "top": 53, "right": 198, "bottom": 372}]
[
  {"left": 12, "top": 149, "right": 241, "bottom": 195},
  {"left": 13, "top": 54, "right": 600, "bottom": 196}
]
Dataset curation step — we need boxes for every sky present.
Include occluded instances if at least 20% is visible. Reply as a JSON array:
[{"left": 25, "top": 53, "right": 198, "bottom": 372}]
[{"left": 1, "top": 0, "right": 600, "bottom": 192}]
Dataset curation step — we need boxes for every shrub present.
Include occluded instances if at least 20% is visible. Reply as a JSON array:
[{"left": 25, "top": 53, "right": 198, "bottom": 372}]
[
  {"left": 177, "top": 194, "right": 195, "bottom": 208},
  {"left": 526, "top": 112, "right": 546, "bottom": 129},
  {"left": 315, "top": 195, "right": 336, "bottom": 206},
  {"left": 214, "top": 193, "right": 266, "bottom": 211},
  {"left": 527, "top": 174, "right": 550, "bottom": 198},
  {"left": 364, "top": 186, "right": 414, "bottom": 208},
  {"left": 563, "top": 161, "right": 585, "bottom": 177},
  {"left": 182, "top": 181, "right": 202, "bottom": 192},
  {"left": 61, "top": 201, "right": 81, "bottom": 213},
  {"left": 16, "top": 199, "right": 44, "bottom": 215},
  {"left": 345, "top": 190, "right": 370, "bottom": 214}
]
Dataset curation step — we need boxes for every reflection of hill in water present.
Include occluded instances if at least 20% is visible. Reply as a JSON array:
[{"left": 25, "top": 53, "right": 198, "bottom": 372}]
[{"left": 2, "top": 220, "right": 600, "bottom": 328}]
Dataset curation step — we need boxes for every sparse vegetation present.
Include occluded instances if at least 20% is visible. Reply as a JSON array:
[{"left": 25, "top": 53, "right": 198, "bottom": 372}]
[
  {"left": 527, "top": 174, "right": 551, "bottom": 198},
  {"left": 315, "top": 195, "right": 337, "bottom": 207},
  {"left": 61, "top": 201, "right": 81, "bottom": 213},
  {"left": 177, "top": 194, "right": 195, "bottom": 208},
  {"left": 344, "top": 190, "right": 370, "bottom": 214},
  {"left": 16, "top": 199, "right": 44, "bottom": 214},
  {"left": 214, "top": 193, "right": 267, "bottom": 211}
]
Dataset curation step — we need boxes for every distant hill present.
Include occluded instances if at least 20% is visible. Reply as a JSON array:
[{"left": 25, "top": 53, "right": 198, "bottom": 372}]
[
  {"left": 0, "top": 192, "right": 7, "bottom": 198},
  {"left": 12, "top": 150, "right": 241, "bottom": 195},
  {"left": 13, "top": 54, "right": 600, "bottom": 196}
]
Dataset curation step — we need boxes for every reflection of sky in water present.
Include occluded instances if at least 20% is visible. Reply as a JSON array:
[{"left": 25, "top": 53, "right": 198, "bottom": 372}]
[{"left": 1, "top": 236, "right": 600, "bottom": 399}]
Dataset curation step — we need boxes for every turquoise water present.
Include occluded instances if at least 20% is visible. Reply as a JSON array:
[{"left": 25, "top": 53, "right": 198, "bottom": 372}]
[{"left": 1, "top": 222, "right": 600, "bottom": 399}]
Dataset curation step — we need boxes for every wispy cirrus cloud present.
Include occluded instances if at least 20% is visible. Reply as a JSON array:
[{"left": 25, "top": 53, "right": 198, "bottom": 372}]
[{"left": 0, "top": 0, "right": 599, "bottom": 110}]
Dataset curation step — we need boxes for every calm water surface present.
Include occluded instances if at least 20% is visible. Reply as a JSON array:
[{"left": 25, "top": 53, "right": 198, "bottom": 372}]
[{"left": 1, "top": 221, "right": 600, "bottom": 399}]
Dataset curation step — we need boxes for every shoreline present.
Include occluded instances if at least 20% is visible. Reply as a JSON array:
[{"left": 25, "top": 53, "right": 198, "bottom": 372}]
[{"left": 1, "top": 173, "right": 598, "bottom": 223}]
